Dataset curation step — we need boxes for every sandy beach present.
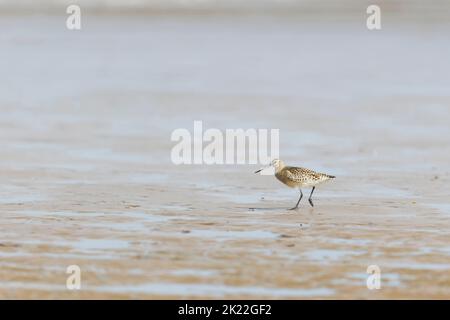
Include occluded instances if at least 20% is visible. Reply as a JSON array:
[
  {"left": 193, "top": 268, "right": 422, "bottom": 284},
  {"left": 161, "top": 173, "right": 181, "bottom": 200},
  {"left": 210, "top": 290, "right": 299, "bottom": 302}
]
[{"left": 0, "top": 6, "right": 450, "bottom": 299}]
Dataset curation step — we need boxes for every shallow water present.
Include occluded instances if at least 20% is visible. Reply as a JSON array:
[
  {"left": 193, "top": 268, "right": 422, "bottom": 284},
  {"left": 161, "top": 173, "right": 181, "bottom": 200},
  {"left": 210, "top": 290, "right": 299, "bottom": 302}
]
[{"left": 93, "top": 283, "right": 336, "bottom": 298}]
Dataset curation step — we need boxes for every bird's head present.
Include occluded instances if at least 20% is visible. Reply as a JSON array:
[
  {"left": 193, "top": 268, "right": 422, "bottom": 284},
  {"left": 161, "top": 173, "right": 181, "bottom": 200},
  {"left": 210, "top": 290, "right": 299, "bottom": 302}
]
[
  {"left": 270, "top": 159, "right": 285, "bottom": 170},
  {"left": 254, "top": 158, "right": 285, "bottom": 175}
]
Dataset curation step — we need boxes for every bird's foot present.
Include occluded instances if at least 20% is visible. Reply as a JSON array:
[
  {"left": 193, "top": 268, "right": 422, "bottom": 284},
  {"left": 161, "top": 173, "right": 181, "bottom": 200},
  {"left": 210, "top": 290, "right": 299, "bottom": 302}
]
[
  {"left": 308, "top": 199, "right": 314, "bottom": 207},
  {"left": 288, "top": 206, "right": 299, "bottom": 211}
]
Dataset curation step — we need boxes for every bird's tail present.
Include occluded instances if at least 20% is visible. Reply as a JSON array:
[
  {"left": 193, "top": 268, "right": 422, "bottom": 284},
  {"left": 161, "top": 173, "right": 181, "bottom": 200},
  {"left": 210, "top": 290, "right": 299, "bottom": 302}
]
[{"left": 327, "top": 175, "right": 336, "bottom": 179}]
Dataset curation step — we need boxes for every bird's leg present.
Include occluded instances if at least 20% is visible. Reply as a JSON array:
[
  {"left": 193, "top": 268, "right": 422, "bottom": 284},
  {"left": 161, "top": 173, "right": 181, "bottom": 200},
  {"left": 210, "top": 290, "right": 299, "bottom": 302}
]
[
  {"left": 308, "top": 187, "right": 316, "bottom": 207},
  {"left": 289, "top": 189, "right": 303, "bottom": 210}
]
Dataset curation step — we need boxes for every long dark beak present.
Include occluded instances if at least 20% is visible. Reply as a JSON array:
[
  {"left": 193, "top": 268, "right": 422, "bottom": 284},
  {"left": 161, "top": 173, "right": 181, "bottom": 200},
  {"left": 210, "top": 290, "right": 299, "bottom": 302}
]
[{"left": 254, "top": 169, "right": 262, "bottom": 174}]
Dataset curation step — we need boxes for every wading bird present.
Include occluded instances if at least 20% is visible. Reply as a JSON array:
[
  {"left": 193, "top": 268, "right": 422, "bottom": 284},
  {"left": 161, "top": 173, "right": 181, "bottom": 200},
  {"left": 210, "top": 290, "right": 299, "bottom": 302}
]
[{"left": 255, "top": 159, "right": 335, "bottom": 210}]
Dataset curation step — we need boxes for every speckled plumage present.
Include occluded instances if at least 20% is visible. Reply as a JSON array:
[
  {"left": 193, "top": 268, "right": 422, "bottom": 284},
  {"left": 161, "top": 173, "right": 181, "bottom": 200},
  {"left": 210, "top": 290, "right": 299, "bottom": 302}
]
[{"left": 276, "top": 165, "right": 335, "bottom": 188}]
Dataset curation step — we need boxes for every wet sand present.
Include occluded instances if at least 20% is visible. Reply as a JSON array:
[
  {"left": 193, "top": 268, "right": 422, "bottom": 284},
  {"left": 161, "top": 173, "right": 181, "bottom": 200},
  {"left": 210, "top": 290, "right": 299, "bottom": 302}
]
[{"left": 0, "top": 14, "right": 450, "bottom": 299}]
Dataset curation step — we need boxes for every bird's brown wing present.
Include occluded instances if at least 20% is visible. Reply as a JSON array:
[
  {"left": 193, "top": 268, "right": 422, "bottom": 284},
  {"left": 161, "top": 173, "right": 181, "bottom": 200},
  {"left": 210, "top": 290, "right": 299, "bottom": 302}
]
[{"left": 283, "top": 166, "right": 326, "bottom": 183}]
